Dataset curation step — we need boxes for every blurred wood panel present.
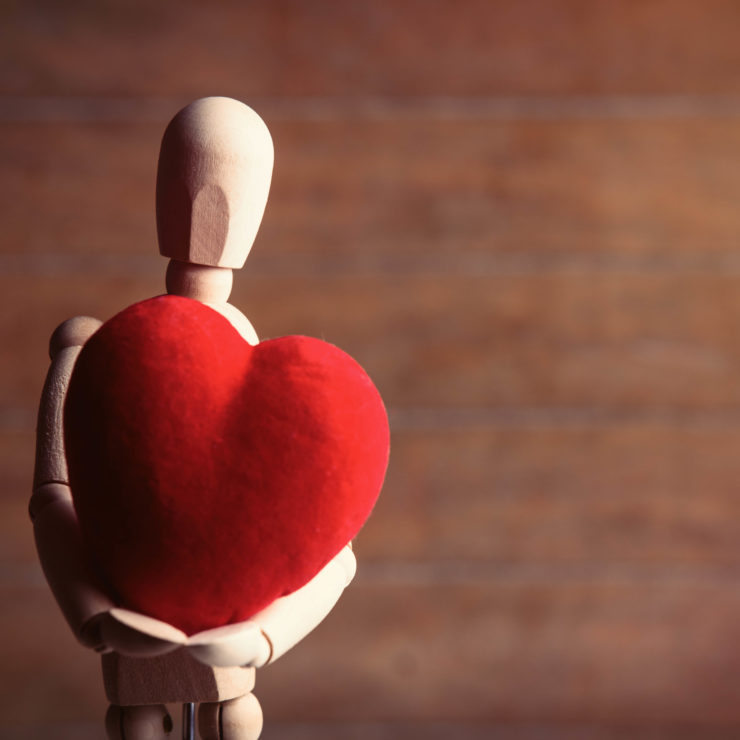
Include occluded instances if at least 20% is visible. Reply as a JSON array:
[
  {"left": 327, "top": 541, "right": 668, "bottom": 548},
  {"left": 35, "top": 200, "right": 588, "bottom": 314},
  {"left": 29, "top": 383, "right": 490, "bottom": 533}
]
[
  {"left": 8, "top": 578, "right": 740, "bottom": 732},
  {"left": 260, "top": 580, "right": 740, "bottom": 726},
  {"left": 13, "top": 724, "right": 737, "bottom": 740},
  {"left": 6, "top": 1, "right": 740, "bottom": 737},
  {"left": 1, "top": 587, "right": 106, "bottom": 728},
  {"left": 5, "top": 117, "right": 740, "bottom": 261},
  {"left": 8, "top": 725, "right": 740, "bottom": 740},
  {"left": 7, "top": 420, "right": 740, "bottom": 567},
  {"left": 6, "top": 0, "right": 740, "bottom": 97},
  {"left": 251, "top": 725, "right": 740, "bottom": 740},
  {"left": 365, "top": 424, "right": 740, "bottom": 564},
  {"left": 7, "top": 272, "right": 740, "bottom": 413},
  {"left": 240, "top": 273, "right": 740, "bottom": 411},
  {"left": 259, "top": 725, "right": 740, "bottom": 740}
]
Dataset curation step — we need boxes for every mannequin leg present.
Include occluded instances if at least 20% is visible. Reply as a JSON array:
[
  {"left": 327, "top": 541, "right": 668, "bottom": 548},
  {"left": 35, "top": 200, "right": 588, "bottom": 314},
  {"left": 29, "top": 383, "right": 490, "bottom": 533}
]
[
  {"left": 198, "top": 693, "right": 263, "bottom": 740},
  {"left": 105, "top": 704, "right": 173, "bottom": 739}
]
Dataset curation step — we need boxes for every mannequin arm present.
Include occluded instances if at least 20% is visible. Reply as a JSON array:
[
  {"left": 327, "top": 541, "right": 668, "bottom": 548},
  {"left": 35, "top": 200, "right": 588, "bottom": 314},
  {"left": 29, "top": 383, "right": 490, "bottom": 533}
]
[
  {"left": 30, "top": 316, "right": 115, "bottom": 648},
  {"left": 31, "top": 483, "right": 115, "bottom": 649}
]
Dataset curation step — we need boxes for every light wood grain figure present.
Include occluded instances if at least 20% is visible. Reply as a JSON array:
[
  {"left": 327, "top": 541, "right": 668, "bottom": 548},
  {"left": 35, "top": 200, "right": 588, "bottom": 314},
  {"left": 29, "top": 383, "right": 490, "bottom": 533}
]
[{"left": 31, "top": 97, "right": 356, "bottom": 740}]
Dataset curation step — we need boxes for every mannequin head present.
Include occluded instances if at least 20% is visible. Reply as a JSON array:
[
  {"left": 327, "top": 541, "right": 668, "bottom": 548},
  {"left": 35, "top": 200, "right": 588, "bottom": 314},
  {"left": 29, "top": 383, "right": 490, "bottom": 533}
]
[{"left": 156, "top": 96, "right": 274, "bottom": 270}]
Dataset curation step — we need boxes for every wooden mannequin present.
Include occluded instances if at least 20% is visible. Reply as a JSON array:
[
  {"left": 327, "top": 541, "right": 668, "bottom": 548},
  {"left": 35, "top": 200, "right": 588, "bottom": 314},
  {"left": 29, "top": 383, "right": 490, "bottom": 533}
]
[{"left": 31, "top": 97, "right": 357, "bottom": 740}]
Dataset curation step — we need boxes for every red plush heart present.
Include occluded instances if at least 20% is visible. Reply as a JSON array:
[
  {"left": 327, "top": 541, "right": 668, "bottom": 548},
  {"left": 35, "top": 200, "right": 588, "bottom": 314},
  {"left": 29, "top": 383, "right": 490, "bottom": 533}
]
[{"left": 64, "top": 295, "right": 389, "bottom": 635}]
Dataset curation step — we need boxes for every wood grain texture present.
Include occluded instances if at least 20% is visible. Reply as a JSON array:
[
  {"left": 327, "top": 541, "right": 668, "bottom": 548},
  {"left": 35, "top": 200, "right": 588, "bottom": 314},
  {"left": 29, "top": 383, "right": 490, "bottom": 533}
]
[
  {"left": 5, "top": 1, "right": 740, "bottom": 737},
  {"left": 364, "top": 425, "right": 740, "bottom": 565},
  {"left": 259, "top": 580, "right": 740, "bottom": 726},
  {"left": 7, "top": 272, "right": 740, "bottom": 413},
  {"left": 6, "top": 725, "right": 740, "bottom": 740},
  {"left": 7, "top": 422, "right": 740, "bottom": 576},
  {"left": 6, "top": 0, "right": 740, "bottom": 97},
  {"left": 5, "top": 118, "right": 740, "bottom": 263},
  {"left": 7, "top": 579, "right": 740, "bottom": 732}
]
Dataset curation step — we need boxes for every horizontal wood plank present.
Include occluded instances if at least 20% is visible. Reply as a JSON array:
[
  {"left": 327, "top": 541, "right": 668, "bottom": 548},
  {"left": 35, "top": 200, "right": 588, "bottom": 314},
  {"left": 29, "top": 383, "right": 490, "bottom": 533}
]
[
  {"left": 0, "top": 588, "right": 106, "bottom": 727},
  {"left": 7, "top": 423, "right": 740, "bottom": 570},
  {"left": 7, "top": 272, "right": 740, "bottom": 413},
  {"left": 5, "top": 1, "right": 740, "bottom": 97},
  {"left": 247, "top": 723, "right": 740, "bottom": 740},
  {"left": 259, "top": 580, "right": 740, "bottom": 726},
  {"left": 7, "top": 580, "right": 740, "bottom": 731},
  {"left": 6, "top": 724, "right": 740, "bottom": 740},
  {"left": 362, "top": 424, "right": 740, "bottom": 565},
  {"left": 5, "top": 118, "right": 740, "bottom": 263}
]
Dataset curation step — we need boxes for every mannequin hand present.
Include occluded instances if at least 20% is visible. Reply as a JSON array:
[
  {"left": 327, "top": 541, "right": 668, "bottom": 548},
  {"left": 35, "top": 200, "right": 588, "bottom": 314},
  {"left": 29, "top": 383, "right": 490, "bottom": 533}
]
[
  {"left": 94, "top": 606, "right": 266, "bottom": 666},
  {"left": 187, "top": 620, "right": 269, "bottom": 667},
  {"left": 99, "top": 608, "right": 190, "bottom": 657},
  {"left": 78, "top": 611, "right": 114, "bottom": 653},
  {"left": 97, "top": 544, "right": 356, "bottom": 665},
  {"left": 189, "top": 545, "right": 356, "bottom": 667}
]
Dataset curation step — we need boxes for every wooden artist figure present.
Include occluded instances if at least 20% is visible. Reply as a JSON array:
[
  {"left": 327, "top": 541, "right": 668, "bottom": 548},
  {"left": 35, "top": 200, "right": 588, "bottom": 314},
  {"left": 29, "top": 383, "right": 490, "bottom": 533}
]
[{"left": 31, "top": 97, "right": 390, "bottom": 740}]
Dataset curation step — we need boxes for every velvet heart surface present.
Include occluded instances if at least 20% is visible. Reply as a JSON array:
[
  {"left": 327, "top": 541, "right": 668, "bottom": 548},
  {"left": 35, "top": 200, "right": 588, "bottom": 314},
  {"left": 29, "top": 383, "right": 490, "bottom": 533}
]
[{"left": 64, "top": 295, "right": 389, "bottom": 635}]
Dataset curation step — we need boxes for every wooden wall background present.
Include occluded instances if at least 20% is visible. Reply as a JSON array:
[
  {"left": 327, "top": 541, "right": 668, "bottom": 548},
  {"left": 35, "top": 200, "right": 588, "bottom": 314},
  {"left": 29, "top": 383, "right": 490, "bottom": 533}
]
[{"left": 5, "top": 1, "right": 740, "bottom": 737}]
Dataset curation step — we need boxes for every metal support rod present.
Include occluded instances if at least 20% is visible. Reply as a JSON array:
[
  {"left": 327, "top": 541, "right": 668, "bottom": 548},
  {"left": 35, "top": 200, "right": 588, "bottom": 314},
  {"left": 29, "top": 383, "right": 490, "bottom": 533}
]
[{"left": 183, "top": 702, "right": 195, "bottom": 740}]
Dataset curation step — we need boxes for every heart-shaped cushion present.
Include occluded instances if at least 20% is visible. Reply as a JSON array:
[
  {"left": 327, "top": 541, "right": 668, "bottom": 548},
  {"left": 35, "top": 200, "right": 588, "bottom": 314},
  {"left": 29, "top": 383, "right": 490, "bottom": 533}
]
[{"left": 64, "top": 295, "right": 389, "bottom": 635}]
